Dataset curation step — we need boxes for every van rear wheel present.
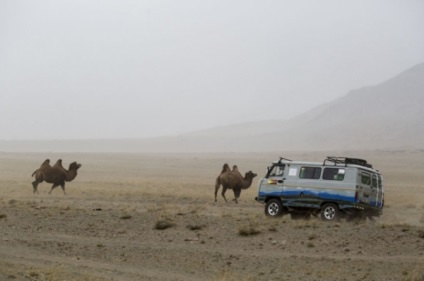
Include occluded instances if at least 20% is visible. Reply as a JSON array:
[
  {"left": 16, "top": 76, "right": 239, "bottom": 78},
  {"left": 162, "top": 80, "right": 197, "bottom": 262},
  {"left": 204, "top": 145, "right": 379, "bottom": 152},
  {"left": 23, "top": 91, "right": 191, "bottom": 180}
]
[
  {"left": 320, "top": 203, "right": 339, "bottom": 221},
  {"left": 265, "top": 199, "right": 283, "bottom": 217}
]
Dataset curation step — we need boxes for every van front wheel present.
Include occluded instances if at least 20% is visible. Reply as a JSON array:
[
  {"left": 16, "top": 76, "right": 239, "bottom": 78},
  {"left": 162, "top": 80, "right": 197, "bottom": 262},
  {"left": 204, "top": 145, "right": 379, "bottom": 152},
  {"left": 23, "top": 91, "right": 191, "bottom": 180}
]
[
  {"left": 320, "top": 203, "right": 339, "bottom": 221},
  {"left": 265, "top": 199, "right": 283, "bottom": 217}
]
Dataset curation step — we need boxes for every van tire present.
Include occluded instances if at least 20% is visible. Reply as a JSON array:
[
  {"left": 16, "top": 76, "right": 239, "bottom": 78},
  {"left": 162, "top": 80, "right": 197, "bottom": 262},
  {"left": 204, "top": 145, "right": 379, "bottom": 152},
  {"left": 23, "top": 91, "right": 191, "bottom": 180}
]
[
  {"left": 265, "top": 199, "right": 283, "bottom": 217},
  {"left": 320, "top": 203, "right": 339, "bottom": 221}
]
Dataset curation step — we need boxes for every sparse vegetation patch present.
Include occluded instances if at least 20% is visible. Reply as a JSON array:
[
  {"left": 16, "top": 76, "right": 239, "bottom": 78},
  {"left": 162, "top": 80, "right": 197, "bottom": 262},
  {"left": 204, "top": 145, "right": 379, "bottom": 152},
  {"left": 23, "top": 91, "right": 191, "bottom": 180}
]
[
  {"left": 186, "top": 224, "right": 204, "bottom": 231},
  {"left": 155, "top": 220, "right": 175, "bottom": 230},
  {"left": 238, "top": 223, "right": 261, "bottom": 236},
  {"left": 308, "top": 234, "right": 317, "bottom": 240},
  {"left": 306, "top": 242, "right": 315, "bottom": 248},
  {"left": 120, "top": 214, "right": 132, "bottom": 220}
]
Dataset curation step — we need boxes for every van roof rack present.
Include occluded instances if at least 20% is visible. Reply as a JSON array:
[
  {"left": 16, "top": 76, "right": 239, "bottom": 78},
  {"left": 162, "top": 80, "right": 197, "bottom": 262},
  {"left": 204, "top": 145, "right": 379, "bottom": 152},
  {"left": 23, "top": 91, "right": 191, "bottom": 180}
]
[
  {"left": 278, "top": 157, "right": 292, "bottom": 163},
  {"left": 324, "top": 156, "right": 373, "bottom": 168}
]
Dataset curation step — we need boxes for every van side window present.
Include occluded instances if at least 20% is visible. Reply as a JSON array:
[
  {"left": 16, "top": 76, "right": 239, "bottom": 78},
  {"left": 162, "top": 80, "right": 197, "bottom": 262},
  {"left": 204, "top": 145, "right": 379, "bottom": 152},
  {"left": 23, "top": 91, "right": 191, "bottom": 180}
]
[
  {"left": 372, "top": 174, "right": 378, "bottom": 188},
  {"left": 299, "top": 167, "right": 321, "bottom": 179},
  {"left": 361, "top": 172, "right": 371, "bottom": 185},
  {"left": 323, "top": 168, "right": 345, "bottom": 181}
]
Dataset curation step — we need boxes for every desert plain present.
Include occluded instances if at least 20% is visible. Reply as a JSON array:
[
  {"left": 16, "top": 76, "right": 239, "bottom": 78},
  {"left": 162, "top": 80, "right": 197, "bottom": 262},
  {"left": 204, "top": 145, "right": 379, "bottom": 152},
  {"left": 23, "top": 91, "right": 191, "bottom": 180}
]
[{"left": 0, "top": 150, "right": 424, "bottom": 281}]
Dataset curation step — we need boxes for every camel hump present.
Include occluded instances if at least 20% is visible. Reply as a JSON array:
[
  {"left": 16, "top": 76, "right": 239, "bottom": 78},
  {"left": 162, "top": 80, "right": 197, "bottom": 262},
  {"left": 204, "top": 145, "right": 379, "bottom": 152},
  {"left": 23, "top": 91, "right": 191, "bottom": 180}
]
[
  {"left": 54, "top": 159, "right": 63, "bottom": 168},
  {"left": 232, "top": 165, "right": 244, "bottom": 178},
  {"left": 41, "top": 159, "right": 50, "bottom": 166},
  {"left": 221, "top": 163, "right": 231, "bottom": 173}
]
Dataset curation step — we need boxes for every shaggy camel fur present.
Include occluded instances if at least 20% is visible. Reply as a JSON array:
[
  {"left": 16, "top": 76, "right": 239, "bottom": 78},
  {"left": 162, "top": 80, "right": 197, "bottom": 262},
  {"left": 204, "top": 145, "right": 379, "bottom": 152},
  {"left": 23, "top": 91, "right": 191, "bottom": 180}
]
[
  {"left": 32, "top": 159, "right": 82, "bottom": 195},
  {"left": 215, "top": 164, "right": 257, "bottom": 203}
]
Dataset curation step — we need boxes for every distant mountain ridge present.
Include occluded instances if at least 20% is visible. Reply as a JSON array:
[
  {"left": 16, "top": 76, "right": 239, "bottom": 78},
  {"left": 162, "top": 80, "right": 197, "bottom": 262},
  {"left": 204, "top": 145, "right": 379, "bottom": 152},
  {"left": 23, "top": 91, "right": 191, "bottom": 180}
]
[
  {"left": 1, "top": 63, "right": 423, "bottom": 152},
  {"left": 177, "top": 62, "right": 424, "bottom": 151}
]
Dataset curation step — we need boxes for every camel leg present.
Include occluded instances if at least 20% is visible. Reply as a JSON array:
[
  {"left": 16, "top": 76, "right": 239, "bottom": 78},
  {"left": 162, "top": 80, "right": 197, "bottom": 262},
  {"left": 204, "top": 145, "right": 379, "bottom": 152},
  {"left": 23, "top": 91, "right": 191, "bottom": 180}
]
[
  {"left": 214, "top": 177, "right": 221, "bottom": 203},
  {"left": 32, "top": 181, "right": 39, "bottom": 194},
  {"left": 214, "top": 185, "right": 220, "bottom": 203},
  {"left": 221, "top": 186, "right": 228, "bottom": 202},
  {"left": 232, "top": 188, "right": 241, "bottom": 204},
  {"left": 48, "top": 183, "right": 59, "bottom": 194},
  {"left": 60, "top": 183, "right": 66, "bottom": 195},
  {"left": 215, "top": 186, "right": 219, "bottom": 203}
]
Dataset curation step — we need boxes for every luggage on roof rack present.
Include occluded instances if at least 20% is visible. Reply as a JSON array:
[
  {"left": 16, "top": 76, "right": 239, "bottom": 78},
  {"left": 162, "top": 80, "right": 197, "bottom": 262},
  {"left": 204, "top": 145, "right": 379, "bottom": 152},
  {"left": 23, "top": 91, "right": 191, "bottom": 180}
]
[{"left": 324, "top": 156, "right": 373, "bottom": 168}]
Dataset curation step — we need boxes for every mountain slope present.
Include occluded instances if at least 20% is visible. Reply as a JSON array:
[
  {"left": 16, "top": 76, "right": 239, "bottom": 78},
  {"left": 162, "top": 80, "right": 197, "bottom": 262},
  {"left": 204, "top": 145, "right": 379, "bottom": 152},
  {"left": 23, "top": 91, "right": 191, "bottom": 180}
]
[
  {"left": 175, "top": 62, "right": 424, "bottom": 152},
  {"left": 266, "top": 63, "right": 424, "bottom": 150}
]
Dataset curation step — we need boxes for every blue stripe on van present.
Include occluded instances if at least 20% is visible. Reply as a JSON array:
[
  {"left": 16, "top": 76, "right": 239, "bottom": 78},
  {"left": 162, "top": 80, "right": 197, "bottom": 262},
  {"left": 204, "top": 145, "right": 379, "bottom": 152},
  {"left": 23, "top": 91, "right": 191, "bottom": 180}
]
[{"left": 258, "top": 189, "right": 355, "bottom": 203}]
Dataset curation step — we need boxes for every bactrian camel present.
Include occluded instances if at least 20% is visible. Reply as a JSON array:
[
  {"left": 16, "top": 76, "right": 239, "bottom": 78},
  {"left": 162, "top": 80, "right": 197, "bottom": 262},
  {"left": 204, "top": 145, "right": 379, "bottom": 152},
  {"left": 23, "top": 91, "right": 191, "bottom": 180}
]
[
  {"left": 215, "top": 163, "right": 257, "bottom": 203},
  {"left": 31, "top": 159, "right": 82, "bottom": 195}
]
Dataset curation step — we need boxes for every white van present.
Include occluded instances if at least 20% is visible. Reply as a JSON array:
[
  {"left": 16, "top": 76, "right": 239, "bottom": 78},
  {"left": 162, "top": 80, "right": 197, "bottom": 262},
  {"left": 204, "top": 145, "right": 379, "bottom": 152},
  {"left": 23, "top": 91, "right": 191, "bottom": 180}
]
[{"left": 255, "top": 157, "right": 384, "bottom": 221}]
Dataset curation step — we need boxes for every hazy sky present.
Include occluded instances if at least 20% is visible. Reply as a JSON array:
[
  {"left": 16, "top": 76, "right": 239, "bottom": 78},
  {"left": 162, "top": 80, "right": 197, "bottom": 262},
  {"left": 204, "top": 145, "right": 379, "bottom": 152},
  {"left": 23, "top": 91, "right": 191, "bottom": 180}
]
[{"left": 1, "top": 0, "right": 424, "bottom": 140}]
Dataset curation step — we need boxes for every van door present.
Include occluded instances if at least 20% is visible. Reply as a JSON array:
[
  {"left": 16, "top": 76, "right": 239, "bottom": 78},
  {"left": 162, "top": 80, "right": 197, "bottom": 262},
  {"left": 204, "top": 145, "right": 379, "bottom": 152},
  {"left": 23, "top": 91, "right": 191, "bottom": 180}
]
[
  {"left": 259, "top": 164, "right": 286, "bottom": 197},
  {"left": 375, "top": 174, "right": 384, "bottom": 208},
  {"left": 358, "top": 171, "right": 373, "bottom": 206}
]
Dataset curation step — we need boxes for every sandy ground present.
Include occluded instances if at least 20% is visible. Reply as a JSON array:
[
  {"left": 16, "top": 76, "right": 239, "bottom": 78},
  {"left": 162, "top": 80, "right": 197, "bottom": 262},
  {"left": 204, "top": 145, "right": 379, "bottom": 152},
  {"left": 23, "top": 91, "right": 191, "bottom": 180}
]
[{"left": 1, "top": 151, "right": 424, "bottom": 281}]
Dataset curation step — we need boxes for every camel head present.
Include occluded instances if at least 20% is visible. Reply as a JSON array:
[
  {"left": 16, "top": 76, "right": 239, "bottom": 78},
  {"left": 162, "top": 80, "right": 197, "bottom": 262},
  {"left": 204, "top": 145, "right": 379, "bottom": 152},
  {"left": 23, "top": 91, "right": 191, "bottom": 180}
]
[
  {"left": 245, "top": 171, "right": 257, "bottom": 180},
  {"left": 63, "top": 162, "right": 81, "bottom": 182},
  {"left": 68, "top": 162, "right": 82, "bottom": 172},
  {"left": 239, "top": 171, "right": 257, "bottom": 191}
]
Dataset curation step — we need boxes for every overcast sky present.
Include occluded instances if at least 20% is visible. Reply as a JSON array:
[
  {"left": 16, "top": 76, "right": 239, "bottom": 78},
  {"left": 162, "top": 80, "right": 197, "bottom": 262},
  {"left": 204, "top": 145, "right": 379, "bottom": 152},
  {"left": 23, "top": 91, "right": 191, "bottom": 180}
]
[{"left": 1, "top": 0, "right": 423, "bottom": 140}]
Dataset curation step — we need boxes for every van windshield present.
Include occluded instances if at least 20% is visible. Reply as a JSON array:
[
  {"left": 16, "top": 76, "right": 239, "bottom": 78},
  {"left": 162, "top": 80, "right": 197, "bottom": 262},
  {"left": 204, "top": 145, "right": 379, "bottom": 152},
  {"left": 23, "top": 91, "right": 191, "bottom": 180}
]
[{"left": 267, "top": 165, "right": 285, "bottom": 178}]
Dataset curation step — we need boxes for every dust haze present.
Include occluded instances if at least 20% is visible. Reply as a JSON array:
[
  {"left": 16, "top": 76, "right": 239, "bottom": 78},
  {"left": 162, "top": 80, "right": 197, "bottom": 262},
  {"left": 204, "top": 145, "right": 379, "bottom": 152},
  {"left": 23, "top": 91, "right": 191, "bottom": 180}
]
[{"left": 1, "top": 1, "right": 424, "bottom": 141}]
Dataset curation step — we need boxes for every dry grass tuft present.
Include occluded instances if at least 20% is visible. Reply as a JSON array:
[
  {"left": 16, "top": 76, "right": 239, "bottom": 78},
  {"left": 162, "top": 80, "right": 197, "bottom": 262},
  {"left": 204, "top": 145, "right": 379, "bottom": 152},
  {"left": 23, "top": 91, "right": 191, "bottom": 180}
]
[
  {"left": 21, "top": 266, "right": 104, "bottom": 281},
  {"left": 402, "top": 266, "right": 424, "bottom": 281},
  {"left": 120, "top": 214, "right": 132, "bottom": 220},
  {"left": 155, "top": 220, "right": 175, "bottom": 230},
  {"left": 308, "top": 234, "right": 318, "bottom": 240},
  {"left": 238, "top": 222, "right": 261, "bottom": 236},
  {"left": 186, "top": 224, "right": 204, "bottom": 231},
  {"left": 306, "top": 242, "right": 315, "bottom": 248}
]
